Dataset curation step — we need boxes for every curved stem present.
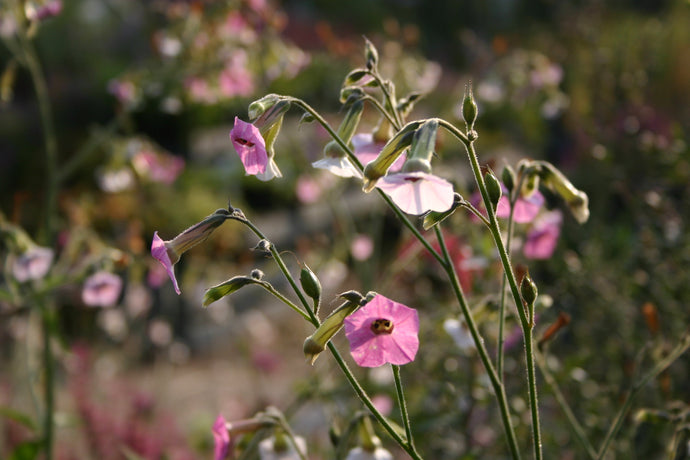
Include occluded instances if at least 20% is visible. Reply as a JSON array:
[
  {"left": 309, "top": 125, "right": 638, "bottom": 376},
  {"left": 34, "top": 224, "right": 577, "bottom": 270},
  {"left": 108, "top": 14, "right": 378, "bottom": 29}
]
[
  {"left": 361, "top": 95, "right": 399, "bottom": 129},
  {"left": 259, "top": 283, "right": 311, "bottom": 321},
  {"left": 364, "top": 70, "right": 403, "bottom": 129}
]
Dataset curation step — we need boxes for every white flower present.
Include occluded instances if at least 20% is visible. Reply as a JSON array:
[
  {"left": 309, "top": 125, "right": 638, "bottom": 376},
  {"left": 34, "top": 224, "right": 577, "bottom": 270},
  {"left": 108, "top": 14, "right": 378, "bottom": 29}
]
[{"left": 345, "top": 446, "right": 393, "bottom": 460}]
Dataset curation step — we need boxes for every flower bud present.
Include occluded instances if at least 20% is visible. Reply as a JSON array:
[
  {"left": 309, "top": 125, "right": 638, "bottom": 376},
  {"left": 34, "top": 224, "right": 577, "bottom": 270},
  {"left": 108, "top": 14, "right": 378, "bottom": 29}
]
[
  {"left": 407, "top": 119, "right": 438, "bottom": 163},
  {"left": 485, "top": 171, "right": 502, "bottom": 211},
  {"left": 344, "top": 69, "right": 369, "bottom": 86},
  {"left": 203, "top": 275, "right": 264, "bottom": 307},
  {"left": 364, "top": 38, "right": 379, "bottom": 70},
  {"left": 462, "top": 82, "right": 478, "bottom": 130},
  {"left": 340, "top": 86, "right": 366, "bottom": 104},
  {"left": 303, "top": 299, "right": 360, "bottom": 364},
  {"left": 248, "top": 94, "right": 284, "bottom": 121},
  {"left": 502, "top": 164, "right": 516, "bottom": 194},
  {"left": 362, "top": 121, "right": 422, "bottom": 192},
  {"left": 520, "top": 272, "right": 538, "bottom": 307},
  {"left": 300, "top": 264, "right": 322, "bottom": 302}
]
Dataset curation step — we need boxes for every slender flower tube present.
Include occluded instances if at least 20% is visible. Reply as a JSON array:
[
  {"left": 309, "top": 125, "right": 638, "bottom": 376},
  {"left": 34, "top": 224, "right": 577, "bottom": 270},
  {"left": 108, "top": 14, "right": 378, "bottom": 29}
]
[{"left": 151, "top": 209, "right": 230, "bottom": 294}]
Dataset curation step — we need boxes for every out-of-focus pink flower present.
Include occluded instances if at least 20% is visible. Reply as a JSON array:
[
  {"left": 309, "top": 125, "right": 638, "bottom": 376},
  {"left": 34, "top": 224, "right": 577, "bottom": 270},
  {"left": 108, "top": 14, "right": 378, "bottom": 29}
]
[
  {"left": 107, "top": 79, "right": 139, "bottom": 108},
  {"left": 351, "top": 234, "right": 374, "bottom": 261},
  {"left": 344, "top": 294, "right": 419, "bottom": 368},
  {"left": 495, "top": 189, "right": 545, "bottom": 223},
  {"left": 132, "top": 150, "right": 185, "bottom": 185},
  {"left": 295, "top": 175, "right": 322, "bottom": 204},
  {"left": 213, "top": 414, "right": 231, "bottom": 460},
  {"left": 185, "top": 77, "right": 217, "bottom": 104},
  {"left": 352, "top": 133, "right": 405, "bottom": 172},
  {"left": 82, "top": 271, "right": 123, "bottom": 307},
  {"left": 371, "top": 394, "right": 393, "bottom": 416},
  {"left": 230, "top": 117, "right": 268, "bottom": 176},
  {"left": 524, "top": 210, "right": 562, "bottom": 259},
  {"left": 25, "top": 0, "right": 62, "bottom": 21},
  {"left": 375, "top": 172, "right": 454, "bottom": 215},
  {"left": 12, "top": 246, "right": 54, "bottom": 282},
  {"left": 219, "top": 52, "right": 254, "bottom": 98}
]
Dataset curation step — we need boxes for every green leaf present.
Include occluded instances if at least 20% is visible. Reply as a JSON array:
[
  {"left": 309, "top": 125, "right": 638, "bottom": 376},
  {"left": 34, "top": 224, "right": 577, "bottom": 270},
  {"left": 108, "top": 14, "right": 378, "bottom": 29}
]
[
  {"left": 0, "top": 406, "right": 37, "bottom": 432},
  {"left": 9, "top": 440, "right": 42, "bottom": 460}
]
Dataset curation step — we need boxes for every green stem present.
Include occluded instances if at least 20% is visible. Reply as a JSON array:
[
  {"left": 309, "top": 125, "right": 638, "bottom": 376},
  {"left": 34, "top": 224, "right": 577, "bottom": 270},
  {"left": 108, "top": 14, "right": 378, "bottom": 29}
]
[
  {"left": 392, "top": 364, "right": 416, "bottom": 452},
  {"left": 596, "top": 329, "right": 690, "bottom": 459},
  {"left": 361, "top": 95, "right": 399, "bottom": 129},
  {"left": 497, "top": 201, "right": 516, "bottom": 379},
  {"left": 434, "top": 227, "right": 522, "bottom": 460},
  {"left": 442, "top": 120, "right": 543, "bottom": 460},
  {"left": 259, "top": 283, "right": 311, "bottom": 321},
  {"left": 364, "top": 70, "right": 403, "bottom": 128}
]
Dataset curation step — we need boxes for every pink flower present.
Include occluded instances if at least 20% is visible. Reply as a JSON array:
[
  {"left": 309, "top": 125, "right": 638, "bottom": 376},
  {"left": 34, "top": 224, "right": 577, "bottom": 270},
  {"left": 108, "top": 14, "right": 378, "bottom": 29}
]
[
  {"left": 495, "top": 189, "right": 545, "bottom": 223},
  {"left": 151, "top": 232, "right": 181, "bottom": 295},
  {"left": 344, "top": 294, "right": 419, "bottom": 367},
  {"left": 213, "top": 414, "right": 231, "bottom": 460},
  {"left": 375, "top": 172, "right": 454, "bottom": 215},
  {"left": 230, "top": 117, "right": 268, "bottom": 176},
  {"left": 12, "top": 246, "right": 54, "bottom": 282},
  {"left": 350, "top": 234, "right": 374, "bottom": 261},
  {"left": 352, "top": 133, "right": 405, "bottom": 172},
  {"left": 524, "top": 210, "right": 562, "bottom": 259},
  {"left": 295, "top": 175, "right": 323, "bottom": 204},
  {"left": 219, "top": 52, "right": 254, "bottom": 98},
  {"left": 132, "top": 150, "right": 185, "bottom": 185},
  {"left": 25, "top": 0, "right": 62, "bottom": 21},
  {"left": 82, "top": 271, "right": 123, "bottom": 307}
]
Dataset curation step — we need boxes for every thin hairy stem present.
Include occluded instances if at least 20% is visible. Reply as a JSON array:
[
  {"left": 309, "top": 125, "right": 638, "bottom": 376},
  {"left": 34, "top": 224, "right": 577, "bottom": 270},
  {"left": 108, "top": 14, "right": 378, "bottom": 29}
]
[{"left": 392, "top": 364, "right": 416, "bottom": 452}]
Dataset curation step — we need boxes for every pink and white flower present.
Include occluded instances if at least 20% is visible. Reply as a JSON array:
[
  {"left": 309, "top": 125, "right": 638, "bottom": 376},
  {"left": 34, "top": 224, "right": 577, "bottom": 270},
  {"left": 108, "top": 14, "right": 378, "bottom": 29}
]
[
  {"left": 12, "top": 246, "right": 54, "bottom": 282},
  {"left": 82, "top": 271, "right": 123, "bottom": 307},
  {"left": 230, "top": 117, "right": 268, "bottom": 176},
  {"left": 344, "top": 294, "right": 419, "bottom": 368},
  {"left": 375, "top": 172, "right": 454, "bottom": 215}
]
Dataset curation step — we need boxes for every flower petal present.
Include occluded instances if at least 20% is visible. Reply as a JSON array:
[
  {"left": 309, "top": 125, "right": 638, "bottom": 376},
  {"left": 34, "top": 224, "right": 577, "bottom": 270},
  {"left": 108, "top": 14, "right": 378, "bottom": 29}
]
[
  {"left": 230, "top": 116, "right": 268, "bottom": 175},
  {"left": 151, "top": 232, "right": 181, "bottom": 295},
  {"left": 376, "top": 172, "right": 454, "bottom": 215}
]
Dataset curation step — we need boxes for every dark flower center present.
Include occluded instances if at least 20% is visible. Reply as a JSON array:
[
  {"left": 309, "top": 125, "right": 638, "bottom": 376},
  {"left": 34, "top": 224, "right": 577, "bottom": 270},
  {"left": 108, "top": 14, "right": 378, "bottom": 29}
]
[
  {"left": 404, "top": 176, "right": 422, "bottom": 183},
  {"left": 235, "top": 137, "right": 255, "bottom": 147},
  {"left": 371, "top": 318, "right": 394, "bottom": 335}
]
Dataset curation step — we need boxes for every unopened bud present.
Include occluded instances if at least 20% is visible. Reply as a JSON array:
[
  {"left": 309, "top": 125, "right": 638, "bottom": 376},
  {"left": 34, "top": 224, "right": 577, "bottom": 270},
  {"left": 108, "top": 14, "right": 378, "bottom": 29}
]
[
  {"left": 251, "top": 269, "right": 264, "bottom": 280},
  {"left": 462, "top": 82, "right": 478, "bottom": 130},
  {"left": 248, "top": 94, "right": 283, "bottom": 121},
  {"left": 502, "top": 165, "right": 516, "bottom": 194},
  {"left": 303, "top": 299, "right": 360, "bottom": 364},
  {"left": 485, "top": 172, "right": 502, "bottom": 211},
  {"left": 364, "top": 38, "right": 379, "bottom": 70},
  {"left": 337, "top": 100, "right": 364, "bottom": 144},
  {"left": 520, "top": 272, "right": 538, "bottom": 307},
  {"left": 300, "top": 264, "right": 322, "bottom": 302},
  {"left": 536, "top": 161, "right": 590, "bottom": 223}
]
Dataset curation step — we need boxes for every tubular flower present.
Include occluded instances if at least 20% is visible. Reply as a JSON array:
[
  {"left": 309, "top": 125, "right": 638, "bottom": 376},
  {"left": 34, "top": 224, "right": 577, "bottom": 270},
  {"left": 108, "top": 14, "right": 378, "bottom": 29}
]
[
  {"left": 230, "top": 116, "right": 268, "bottom": 175},
  {"left": 375, "top": 172, "right": 454, "bottom": 215},
  {"left": 344, "top": 294, "right": 419, "bottom": 367},
  {"left": 213, "top": 414, "right": 232, "bottom": 460}
]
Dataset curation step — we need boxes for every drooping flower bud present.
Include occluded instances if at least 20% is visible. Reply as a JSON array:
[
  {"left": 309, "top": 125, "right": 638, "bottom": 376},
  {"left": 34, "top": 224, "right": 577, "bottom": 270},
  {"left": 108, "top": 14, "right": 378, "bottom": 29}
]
[
  {"left": 362, "top": 121, "right": 422, "bottom": 192},
  {"left": 535, "top": 161, "right": 590, "bottom": 223},
  {"left": 248, "top": 94, "right": 284, "bottom": 121}
]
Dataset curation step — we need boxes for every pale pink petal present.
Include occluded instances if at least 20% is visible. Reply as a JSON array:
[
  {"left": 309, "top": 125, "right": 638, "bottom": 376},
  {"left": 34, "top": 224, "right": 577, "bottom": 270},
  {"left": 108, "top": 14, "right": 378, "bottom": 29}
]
[
  {"left": 513, "top": 191, "right": 545, "bottom": 223},
  {"left": 376, "top": 172, "right": 454, "bottom": 215},
  {"left": 312, "top": 156, "right": 362, "bottom": 178},
  {"left": 13, "top": 246, "right": 54, "bottom": 282},
  {"left": 229, "top": 117, "right": 267, "bottom": 175},
  {"left": 151, "top": 232, "right": 181, "bottom": 294}
]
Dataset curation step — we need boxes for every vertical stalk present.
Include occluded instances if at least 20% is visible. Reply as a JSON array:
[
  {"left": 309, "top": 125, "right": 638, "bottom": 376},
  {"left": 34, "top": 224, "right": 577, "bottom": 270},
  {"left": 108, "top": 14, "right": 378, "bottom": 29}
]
[
  {"left": 497, "top": 204, "right": 516, "bottom": 379},
  {"left": 18, "top": 24, "right": 59, "bottom": 460},
  {"left": 392, "top": 364, "right": 415, "bottom": 451}
]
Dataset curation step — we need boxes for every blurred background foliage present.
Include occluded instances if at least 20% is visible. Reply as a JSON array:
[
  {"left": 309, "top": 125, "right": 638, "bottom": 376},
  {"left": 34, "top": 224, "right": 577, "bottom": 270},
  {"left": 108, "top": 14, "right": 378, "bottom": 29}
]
[{"left": 1, "top": 0, "right": 689, "bottom": 458}]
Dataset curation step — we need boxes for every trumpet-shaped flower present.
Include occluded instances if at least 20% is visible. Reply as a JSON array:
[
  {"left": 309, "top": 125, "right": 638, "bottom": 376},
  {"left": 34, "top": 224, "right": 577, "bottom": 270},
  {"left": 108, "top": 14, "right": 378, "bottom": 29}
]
[
  {"left": 151, "top": 232, "right": 181, "bottom": 295},
  {"left": 375, "top": 172, "right": 454, "bottom": 215},
  {"left": 230, "top": 117, "right": 268, "bottom": 175},
  {"left": 82, "top": 271, "right": 123, "bottom": 307},
  {"left": 12, "top": 246, "right": 54, "bottom": 282},
  {"left": 344, "top": 294, "right": 419, "bottom": 367},
  {"left": 213, "top": 414, "right": 231, "bottom": 460},
  {"left": 524, "top": 210, "right": 562, "bottom": 259}
]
